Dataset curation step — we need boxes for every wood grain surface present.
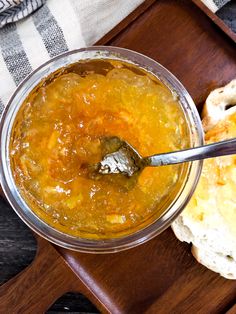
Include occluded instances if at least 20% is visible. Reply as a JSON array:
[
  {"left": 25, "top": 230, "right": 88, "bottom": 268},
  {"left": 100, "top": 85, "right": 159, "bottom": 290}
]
[
  {"left": 0, "top": 0, "right": 236, "bottom": 313},
  {"left": 0, "top": 236, "right": 106, "bottom": 313},
  {"left": 103, "top": 0, "right": 236, "bottom": 107}
]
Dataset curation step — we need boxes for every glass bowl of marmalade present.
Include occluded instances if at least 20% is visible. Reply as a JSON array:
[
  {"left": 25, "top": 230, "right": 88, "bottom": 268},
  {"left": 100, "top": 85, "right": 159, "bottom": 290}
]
[{"left": 0, "top": 47, "right": 203, "bottom": 253}]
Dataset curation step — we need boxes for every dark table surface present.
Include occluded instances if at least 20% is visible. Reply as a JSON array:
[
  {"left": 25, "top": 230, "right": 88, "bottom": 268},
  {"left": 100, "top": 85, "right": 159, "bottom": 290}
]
[{"left": 0, "top": 2, "right": 236, "bottom": 313}]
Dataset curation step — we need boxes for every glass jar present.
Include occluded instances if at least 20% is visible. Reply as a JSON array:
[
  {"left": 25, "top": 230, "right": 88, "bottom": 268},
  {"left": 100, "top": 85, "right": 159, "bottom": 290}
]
[{"left": 0, "top": 46, "right": 203, "bottom": 253}]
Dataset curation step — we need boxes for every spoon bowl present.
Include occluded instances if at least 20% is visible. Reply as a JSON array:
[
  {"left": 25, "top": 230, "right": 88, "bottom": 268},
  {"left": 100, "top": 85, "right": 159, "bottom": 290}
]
[{"left": 98, "top": 136, "right": 143, "bottom": 177}]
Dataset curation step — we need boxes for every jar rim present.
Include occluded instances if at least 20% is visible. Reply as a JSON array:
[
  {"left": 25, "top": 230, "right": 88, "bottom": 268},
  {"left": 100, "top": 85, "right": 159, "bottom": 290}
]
[{"left": 0, "top": 46, "right": 204, "bottom": 253}]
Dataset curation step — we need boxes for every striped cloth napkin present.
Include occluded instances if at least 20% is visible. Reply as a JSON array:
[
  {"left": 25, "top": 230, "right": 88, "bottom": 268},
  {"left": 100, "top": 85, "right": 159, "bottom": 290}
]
[
  {"left": 201, "top": 0, "right": 231, "bottom": 13},
  {"left": 0, "top": 0, "right": 231, "bottom": 112}
]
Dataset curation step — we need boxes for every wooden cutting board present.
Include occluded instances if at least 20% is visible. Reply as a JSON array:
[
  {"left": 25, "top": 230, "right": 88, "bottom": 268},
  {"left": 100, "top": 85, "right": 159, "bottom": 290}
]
[{"left": 1, "top": 1, "right": 236, "bottom": 313}]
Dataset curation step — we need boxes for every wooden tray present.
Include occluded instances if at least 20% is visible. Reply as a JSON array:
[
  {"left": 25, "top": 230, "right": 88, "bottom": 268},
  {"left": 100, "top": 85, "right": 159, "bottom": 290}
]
[{"left": 1, "top": 1, "right": 236, "bottom": 313}]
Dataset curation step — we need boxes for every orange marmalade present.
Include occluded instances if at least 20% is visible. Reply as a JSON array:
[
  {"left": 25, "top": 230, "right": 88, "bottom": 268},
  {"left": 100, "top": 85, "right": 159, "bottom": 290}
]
[{"left": 10, "top": 60, "right": 190, "bottom": 239}]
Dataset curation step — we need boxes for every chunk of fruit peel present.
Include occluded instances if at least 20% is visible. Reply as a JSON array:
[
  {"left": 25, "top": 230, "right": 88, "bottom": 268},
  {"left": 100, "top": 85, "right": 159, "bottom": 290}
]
[
  {"left": 106, "top": 214, "right": 126, "bottom": 224},
  {"left": 65, "top": 194, "right": 83, "bottom": 209}
]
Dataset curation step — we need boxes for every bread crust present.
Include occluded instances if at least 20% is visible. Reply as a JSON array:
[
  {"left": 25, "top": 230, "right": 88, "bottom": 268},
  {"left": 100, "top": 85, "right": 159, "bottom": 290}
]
[
  {"left": 192, "top": 246, "right": 236, "bottom": 280},
  {"left": 202, "top": 79, "right": 236, "bottom": 131}
]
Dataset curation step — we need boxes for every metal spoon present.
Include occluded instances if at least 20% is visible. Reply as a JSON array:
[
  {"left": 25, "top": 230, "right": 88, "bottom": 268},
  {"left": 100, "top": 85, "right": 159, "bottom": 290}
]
[{"left": 97, "top": 136, "right": 236, "bottom": 177}]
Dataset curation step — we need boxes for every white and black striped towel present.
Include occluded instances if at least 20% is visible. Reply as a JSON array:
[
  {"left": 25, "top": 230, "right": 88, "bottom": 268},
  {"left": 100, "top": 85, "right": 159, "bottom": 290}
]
[
  {"left": 0, "top": 0, "right": 231, "bottom": 112},
  {"left": 201, "top": 0, "right": 231, "bottom": 13}
]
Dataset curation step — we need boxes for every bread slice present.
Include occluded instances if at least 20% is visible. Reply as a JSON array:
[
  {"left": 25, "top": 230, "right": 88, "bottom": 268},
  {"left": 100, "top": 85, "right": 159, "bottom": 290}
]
[{"left": 172, "top": 79, "right": 236, "bottom": 279}]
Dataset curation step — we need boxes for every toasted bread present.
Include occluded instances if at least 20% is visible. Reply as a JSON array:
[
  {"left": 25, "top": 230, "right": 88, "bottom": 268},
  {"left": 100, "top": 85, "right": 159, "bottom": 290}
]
[{"left": 172, "top": 79, "right": 236, "bottom": 279}]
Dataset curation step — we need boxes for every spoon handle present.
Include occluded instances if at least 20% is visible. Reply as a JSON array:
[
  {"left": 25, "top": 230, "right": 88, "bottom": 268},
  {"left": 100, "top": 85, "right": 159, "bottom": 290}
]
[{"left": 146, "top": 138, "right": 236, "bottom": 166}]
